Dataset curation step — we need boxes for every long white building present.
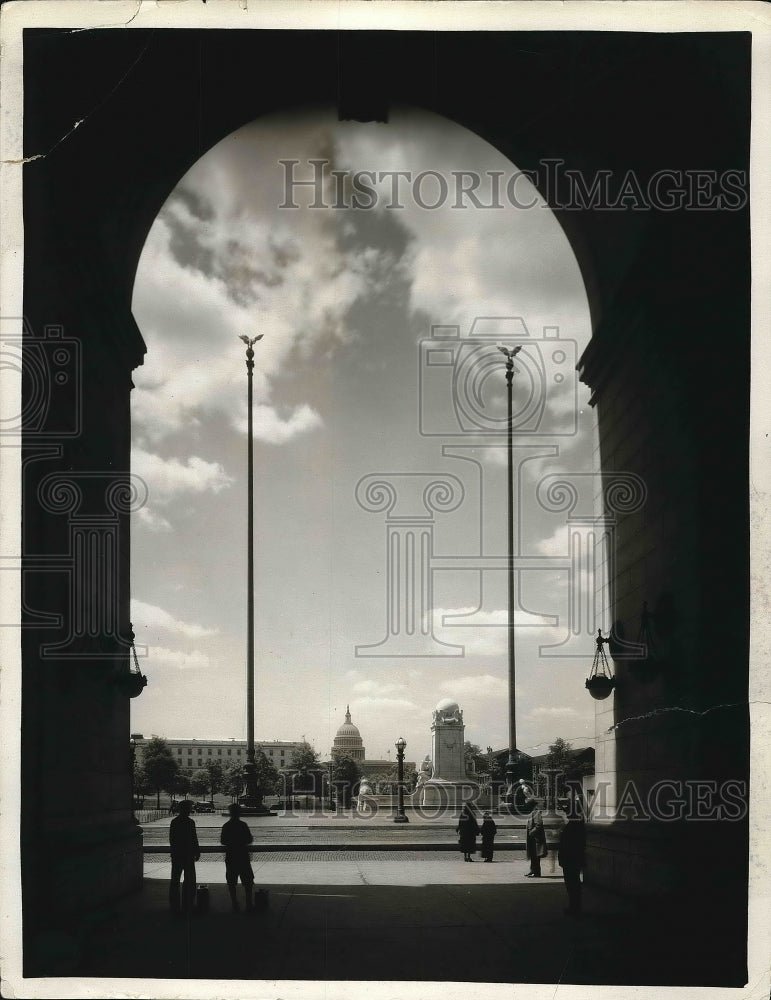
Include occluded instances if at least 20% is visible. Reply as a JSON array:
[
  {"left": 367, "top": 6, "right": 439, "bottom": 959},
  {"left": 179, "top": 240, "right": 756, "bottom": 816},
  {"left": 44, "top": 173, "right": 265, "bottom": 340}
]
[{"left": 132, "top": 735, "right": 305, "bottom": 775}]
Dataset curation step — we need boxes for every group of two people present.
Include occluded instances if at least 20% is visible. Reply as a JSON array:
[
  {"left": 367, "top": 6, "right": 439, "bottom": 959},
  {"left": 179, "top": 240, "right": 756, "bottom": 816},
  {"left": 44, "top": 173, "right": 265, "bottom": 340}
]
[
  {"left": 168, "top": 800, "right": 256, "bottom": 914},
  {"left": 456, "top": 805, "right": 498, "bottom": 862},
  {"left": 526, "top": 798, "right": 587, "bottom": 916},
  {"left": 458, "top": 799, "right": 586, "bottom": 916}
]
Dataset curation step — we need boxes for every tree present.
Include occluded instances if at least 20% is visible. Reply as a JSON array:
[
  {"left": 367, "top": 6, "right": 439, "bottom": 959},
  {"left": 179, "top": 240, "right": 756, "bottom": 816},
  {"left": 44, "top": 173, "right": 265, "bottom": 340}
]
[
  {"left": 546, "top": 737, "right": 573, "bottom": 770},
  {"left": 252, "top": 751, "right": 280, "bottom": 803},
  {"left": 141, "top": 737, "right": 180, "bottom": 809},
  {"left": 291, "top": 742, "right": 321, "bottom": 791},
  {"left": 223, "top": 762, "right": 245, "bottom": 802},
  {"left": 190, "top": 769, "right": 210, "bottom": 800},
  {"left": 464, "top": 741, "right": 488, "bottom": 776},
  {"left": 222, "top": 754, "right": 278, "bottom": 805},
  {"left": 204, "top": 760, "right": 224, "bottom": 803},
  {"left": 291, "top": 741, "right": 320, "bottom": 773},
  {"left": 132, "top": 756, "right": 147, "bottom": 808},
  {"left": 330, "top": 752, "right": 362, "bottom": 807},
  {"left": 544, "top": 737, "right": 591, "bottom": 802},
  {"left": 172, "top": 772, "right": 191, "bottom": 800}
]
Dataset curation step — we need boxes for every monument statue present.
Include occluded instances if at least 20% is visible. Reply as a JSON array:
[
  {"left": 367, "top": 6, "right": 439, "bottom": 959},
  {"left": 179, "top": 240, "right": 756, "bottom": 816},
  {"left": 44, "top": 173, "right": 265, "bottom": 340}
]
[
  {"left": 418, "top": 698, "right": 479, "bottom": 809},
  {"left": 414, "top": 755, "right": 432, "bottom": 796},
  {"left": 356, "top": 775, "right": 375, "bottom": 813},
  {"left": 433, "top": 699, "right": 463, "bottom": 725}
]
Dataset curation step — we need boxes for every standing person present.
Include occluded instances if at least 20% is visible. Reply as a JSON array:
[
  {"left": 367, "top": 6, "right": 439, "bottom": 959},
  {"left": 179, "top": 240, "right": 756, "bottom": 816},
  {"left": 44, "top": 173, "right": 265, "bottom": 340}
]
[
  {"left": 525, "top": 799, "right": 546, "bottom": 877},
  {"left": 558, "top": 800, "right": 586, "bottom": 916},
  {"left": 169, "top": 799, "right": 200, "bottom": 915},
  {"left": 220, "top": 803, "right": 255, "bottom": 912},
  {"left": 456, "top": 803, "right": 480, "bottom": 862},
  {"left": 480, "top": 811, "right": 497, "bottom": 862}
]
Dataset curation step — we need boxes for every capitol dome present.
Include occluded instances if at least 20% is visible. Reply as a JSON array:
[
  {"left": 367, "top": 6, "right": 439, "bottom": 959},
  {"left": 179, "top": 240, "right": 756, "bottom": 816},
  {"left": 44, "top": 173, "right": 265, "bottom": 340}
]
[{"left": 332, "top": 706, "right": 365, "bottom": 761}]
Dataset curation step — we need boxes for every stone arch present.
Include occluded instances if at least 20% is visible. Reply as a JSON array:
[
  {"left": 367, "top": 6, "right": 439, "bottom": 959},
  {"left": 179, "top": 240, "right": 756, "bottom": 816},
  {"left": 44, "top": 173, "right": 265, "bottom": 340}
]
[{"left": 18, "top": 27, "right": 750, "bottom": 980}]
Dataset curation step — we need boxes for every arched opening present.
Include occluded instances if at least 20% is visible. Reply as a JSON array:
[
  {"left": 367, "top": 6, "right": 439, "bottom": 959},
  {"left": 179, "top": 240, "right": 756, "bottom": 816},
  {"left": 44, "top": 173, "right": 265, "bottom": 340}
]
[
  {"left": 15, "top": 26, "right": 750, "bottom": 984},
  {"left": 129, "top": 104, "right": 598, "bottom": 782}
]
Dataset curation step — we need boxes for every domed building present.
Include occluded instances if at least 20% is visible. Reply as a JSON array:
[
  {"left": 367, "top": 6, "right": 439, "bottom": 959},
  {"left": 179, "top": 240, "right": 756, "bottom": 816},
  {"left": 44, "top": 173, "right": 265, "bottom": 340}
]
[{"left": 332, "top": 705, "right": 365, "bottom": 762}]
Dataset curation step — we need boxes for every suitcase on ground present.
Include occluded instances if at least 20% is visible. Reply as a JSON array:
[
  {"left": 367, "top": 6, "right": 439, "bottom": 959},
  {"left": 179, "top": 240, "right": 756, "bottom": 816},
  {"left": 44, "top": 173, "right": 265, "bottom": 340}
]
[
  {"left": 195, "top": 884, "right": 210, "bottom": 913},
  {"left": 252, "top": 888, "right": 269, "bottom": 911}
]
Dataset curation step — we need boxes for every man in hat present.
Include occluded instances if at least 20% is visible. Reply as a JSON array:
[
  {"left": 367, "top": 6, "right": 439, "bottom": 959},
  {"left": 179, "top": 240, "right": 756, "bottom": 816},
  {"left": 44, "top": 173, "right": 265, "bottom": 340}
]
[
  {"left": 558, "top": 795, "right": 586, "bottom": 916},
  {"left": 169, "top": 798, "right": 200, "bottom": 915},
  {"left": 220, "top": 803, "right": 255, "bottom": 912}
]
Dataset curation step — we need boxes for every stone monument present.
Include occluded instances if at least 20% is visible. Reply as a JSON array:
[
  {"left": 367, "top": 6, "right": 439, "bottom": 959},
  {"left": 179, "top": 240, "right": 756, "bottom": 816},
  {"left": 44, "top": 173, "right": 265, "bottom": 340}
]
[
  {"left": 356, "top": 775, "right": 376, "bottom": 813},
  {"left": 419, "top": 698, "right": 479, "bottom": 809}
]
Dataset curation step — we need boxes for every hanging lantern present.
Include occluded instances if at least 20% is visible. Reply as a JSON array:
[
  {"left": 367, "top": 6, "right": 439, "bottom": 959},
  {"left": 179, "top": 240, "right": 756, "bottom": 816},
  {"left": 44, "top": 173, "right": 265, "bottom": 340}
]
[
  {"left": 118, "top": 624, "right": 148, "bottom": 698},
  {"left": 585, "top": 628, "right": 616, "bottom": 700}
]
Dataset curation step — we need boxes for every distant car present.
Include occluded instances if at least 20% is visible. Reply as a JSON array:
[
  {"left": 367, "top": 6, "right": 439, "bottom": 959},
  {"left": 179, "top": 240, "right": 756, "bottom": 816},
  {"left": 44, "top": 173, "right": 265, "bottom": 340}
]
[{"left": 193, "top": 801, "right": 215, "bottom": 813}]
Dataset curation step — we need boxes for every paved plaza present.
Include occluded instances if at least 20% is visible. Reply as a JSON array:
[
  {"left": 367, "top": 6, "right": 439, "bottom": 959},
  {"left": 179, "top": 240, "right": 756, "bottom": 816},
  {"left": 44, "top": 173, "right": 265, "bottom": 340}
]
[{"left": 27, "top": 814, "right": 748, "bottom": 989}]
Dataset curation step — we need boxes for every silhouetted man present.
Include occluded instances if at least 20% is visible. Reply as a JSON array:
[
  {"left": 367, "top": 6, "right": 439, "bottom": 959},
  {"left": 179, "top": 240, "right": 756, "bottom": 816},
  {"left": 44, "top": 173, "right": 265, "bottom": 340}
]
[
  {"left": 169, "top": 799, "right": 200, "bottom": 915},
  {"left": 220, "top": 803, "right": 255, "bottom": 912},
  {"left": 558, "top": 798, "right": 586, "bottom": 916}
]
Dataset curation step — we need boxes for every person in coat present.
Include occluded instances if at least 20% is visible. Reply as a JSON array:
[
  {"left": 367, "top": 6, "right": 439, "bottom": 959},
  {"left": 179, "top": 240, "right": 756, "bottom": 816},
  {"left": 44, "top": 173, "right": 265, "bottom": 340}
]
[
  {"left": 558, "top": 799, "right": 586, "bottom": 916},
  {"left": 220, "top": 802, "right": 255, "bottom": 912},
  {"left": 456, "top": 803, "right": 480, "bottom": 861},
  {"left": 480, "top": 811, "right": 497, "bottom": 862},
  {"left": 169, "top": 799, "right": 200, "bottom": 914},
  {"left": 525, "top": 800, "right": 546, "bottom": 877}
]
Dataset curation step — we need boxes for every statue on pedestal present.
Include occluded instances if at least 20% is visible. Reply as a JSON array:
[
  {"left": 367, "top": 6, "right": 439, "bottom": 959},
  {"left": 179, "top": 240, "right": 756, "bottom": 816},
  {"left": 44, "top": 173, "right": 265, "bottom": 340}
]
[
  {"left": 419, "top": 698, "right": 479, "bottom": 809},
  {"left": 414, "top": 755, "right": 433, "bottom": 797}
]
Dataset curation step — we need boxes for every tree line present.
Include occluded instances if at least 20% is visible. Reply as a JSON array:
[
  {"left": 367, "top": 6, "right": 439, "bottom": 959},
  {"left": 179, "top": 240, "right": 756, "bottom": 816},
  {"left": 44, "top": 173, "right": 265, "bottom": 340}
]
[{"left": 133, "top": 737, "right": 370, "bottom": 808}]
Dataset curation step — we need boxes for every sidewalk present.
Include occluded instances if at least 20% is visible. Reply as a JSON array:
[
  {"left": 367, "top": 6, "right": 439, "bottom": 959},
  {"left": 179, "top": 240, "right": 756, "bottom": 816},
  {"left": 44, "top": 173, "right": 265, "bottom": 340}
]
[
  {"left": 144, "top": 850, "right": 557, "bottom": 883},
  {"left": 140, "top": 808, "right": 543, "bottom": 852},
  {"left": 56, "top": 851, "right": 744, "bottom": 990}
]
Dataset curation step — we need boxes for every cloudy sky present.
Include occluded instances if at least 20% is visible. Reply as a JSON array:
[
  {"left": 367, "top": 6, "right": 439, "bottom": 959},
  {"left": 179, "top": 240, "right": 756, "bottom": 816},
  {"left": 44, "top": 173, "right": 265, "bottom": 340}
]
[{"left": 129, "top": 105, "right": 600, "bottom": 764}]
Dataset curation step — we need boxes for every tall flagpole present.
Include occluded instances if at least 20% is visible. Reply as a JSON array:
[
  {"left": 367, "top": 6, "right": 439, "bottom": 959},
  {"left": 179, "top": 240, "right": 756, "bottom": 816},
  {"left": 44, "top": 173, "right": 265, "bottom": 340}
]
[
  {"left": 239, "top": 333, "right": 263, "bottom": 812},
  {"left": 498, "top": 344, "right": 522, "bottom": 805}
]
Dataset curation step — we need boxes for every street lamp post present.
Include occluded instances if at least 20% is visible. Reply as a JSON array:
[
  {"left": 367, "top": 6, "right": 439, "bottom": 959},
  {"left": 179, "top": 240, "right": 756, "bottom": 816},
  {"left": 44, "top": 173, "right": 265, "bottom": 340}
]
[
  {"left": 393, "top": 737, "right": 409, "bottom": 823},
  {"left": 238, "top": 333, "right": 265, "bottom": 813},
  {"left": 486, "top": 745, "right": 496, "bottom": 811},
  {"left": 498, "top": 344, "right": 523, "bottom": 806}
]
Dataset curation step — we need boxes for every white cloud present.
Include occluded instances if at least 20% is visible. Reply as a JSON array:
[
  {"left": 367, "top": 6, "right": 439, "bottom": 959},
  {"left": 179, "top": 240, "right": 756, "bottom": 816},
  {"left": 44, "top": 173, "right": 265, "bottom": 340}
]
[
  {"left": 536, "top": 526, "right": 569, "bottom": 558},
  {"left": 131, "top": 136, "right": 399, "bottom": 448},
  {"left": 146, "top": 646, "right": 211, "bottom": 671},
  {"left": 132, "top": 448, "right": 233, "bottom": 505},
  {"left": 441, "top": 674, "right": 508, "bottom": 700},
  {"left": 232, "top": 403, "right": 323, "bottom": 444},
  {"left": 135, "top": 506, "right": 172, "bottom": 533},
  {"left": 430, "top": 606, "right": 560, "bottom": 656},
  {"left": 352, "top": 696, "right": 418, "bottom": 712},
  {"left": 351, "top": 678, "right": 406, "bottom": 698},
  {"left": 528, "top": 706, "right": 578, "bottom": 718},
  {"left": 131, "top": 599, "right": 220, "bottom": 639}
]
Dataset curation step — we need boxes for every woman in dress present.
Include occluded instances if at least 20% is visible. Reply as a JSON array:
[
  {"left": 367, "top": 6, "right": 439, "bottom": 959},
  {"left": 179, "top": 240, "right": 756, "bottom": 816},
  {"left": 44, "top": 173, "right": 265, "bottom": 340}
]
[
  {"left": 456, "top": 803, "right": 480, "bottom": 862},
  {"left": 480, "top": 811, "right": 498, "bottom": 862}
]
